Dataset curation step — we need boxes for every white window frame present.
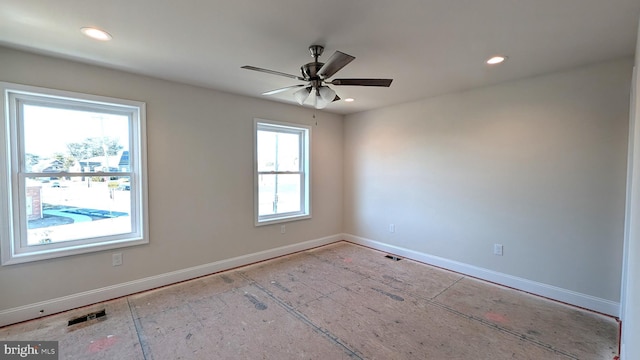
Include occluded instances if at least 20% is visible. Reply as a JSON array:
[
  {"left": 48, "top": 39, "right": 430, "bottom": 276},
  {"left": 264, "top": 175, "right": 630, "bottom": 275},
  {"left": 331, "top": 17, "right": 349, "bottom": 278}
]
[
  {"left": 0, "top": 82, "right": 149, "bottom": 265},
  {"left": 254, "top": 119, "right": 311, "bottom": 226}
]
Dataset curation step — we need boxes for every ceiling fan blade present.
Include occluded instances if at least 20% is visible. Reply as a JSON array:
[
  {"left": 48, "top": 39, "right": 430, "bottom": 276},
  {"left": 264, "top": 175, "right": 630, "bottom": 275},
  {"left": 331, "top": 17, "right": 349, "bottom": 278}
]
[
  {"left": 330, "top": 78, "right": 393, "bottom": 87},
  {"left": 317, "top": 51, "right": 355, "bottom": 79},
  {"left": 262, "top": 84, "right": 306, "bottom": 96},
  {"left": 241, "top": 65, "right": 304, "bottom": 80}
]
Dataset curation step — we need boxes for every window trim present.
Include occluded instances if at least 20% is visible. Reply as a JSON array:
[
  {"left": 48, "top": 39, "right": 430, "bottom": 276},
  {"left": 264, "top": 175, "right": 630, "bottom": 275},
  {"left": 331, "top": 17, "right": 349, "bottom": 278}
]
[
  {"left": 254, "top": 118, "right": 311, "bottom": 226},
  {"left": 0, "top": 82, "right": 149, "bottom": 265}
]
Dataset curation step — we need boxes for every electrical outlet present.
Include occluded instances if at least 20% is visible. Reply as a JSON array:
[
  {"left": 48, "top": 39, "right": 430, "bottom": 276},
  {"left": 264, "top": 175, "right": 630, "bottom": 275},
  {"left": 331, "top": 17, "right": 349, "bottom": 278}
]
[
  {"left": 389, "top": 224, "right": 395, "bottom": 233},
  {"left": 112, "top": 253, "right": 123, "bottom": 266},
  {"left": 280, "top": 225, "right": 286, "bottom": 234},
  {"left": 493, "top": 244, "right": 503, "bottom": 256}
]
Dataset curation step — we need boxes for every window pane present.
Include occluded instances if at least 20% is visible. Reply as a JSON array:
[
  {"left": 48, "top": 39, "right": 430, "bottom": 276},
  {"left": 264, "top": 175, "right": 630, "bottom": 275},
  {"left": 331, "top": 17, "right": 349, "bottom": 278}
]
[
  {"left": 257, "top": 174, "right": 302, "bottom": 217},
  {"left": 275, "top": 174, "right": 301, "bottom": 213},
  {"left": 25, "top": 176, "right": 131, "bottom": 245},
  {"left": 23, "top": 105, "right": 130, "bottom": 173},
  {"left": 257, "top": 130, "right": 276, "bottom": 172},
  {"left": 257, "top": 174, "right": 276, "bottom": 216},
  {"left": 257, "top": 130, "right": 300, "bottom": 172},
  {"left": 275, "top": 132, "right": 300, "bottom": 172}
]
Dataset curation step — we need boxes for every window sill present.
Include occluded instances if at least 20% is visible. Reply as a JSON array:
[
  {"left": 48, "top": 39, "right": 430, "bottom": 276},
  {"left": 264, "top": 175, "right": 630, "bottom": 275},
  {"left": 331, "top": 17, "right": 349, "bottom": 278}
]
[
  {"left": 1, "top": 237, "right": 148, "bottom": 266},
  {"left": 255, "top": 214, "right": 311, "bottom": 227}
]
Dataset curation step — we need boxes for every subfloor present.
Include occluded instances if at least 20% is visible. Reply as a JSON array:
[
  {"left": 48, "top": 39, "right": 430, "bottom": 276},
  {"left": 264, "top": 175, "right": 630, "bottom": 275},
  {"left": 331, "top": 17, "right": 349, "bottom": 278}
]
[{"left": 0, "top": 242, "right": 619, "bottom": 359}]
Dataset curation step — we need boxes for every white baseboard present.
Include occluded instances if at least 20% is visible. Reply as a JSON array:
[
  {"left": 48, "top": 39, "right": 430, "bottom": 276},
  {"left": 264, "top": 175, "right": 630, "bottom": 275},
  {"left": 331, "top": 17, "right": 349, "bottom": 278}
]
[
  {"left": 0, "top": 234, "right": 341, "bottom": 327},
  {"left": 343, "top": 234, "right": 620, "bottom": 317},
  {"left": 2, "top": 233, "right": 619, "bottom": 327}
]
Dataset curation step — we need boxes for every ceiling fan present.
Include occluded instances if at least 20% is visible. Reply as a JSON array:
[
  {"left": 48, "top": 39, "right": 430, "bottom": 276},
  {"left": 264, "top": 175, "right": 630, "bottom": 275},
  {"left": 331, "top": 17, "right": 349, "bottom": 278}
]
[{"left": 242, "top": 45, "right": 393, "bottom": 109}]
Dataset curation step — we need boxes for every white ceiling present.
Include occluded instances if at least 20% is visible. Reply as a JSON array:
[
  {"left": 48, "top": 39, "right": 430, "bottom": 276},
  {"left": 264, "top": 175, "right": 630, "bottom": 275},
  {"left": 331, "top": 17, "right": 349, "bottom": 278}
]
[{"left": 1, "top": 0, "right": 639, "bottom": 115}]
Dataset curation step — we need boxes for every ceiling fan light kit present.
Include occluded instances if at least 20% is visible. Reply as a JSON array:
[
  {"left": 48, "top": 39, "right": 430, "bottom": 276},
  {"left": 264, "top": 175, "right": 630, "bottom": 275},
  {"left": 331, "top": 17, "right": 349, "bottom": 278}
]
[
  {"left": 294, "top": 85, "right": 337, "bottom": 108},
  {"left": 242, "top": 45, "right": 393, "bottom": 109},
  {"left": 294, "top": 86, "right": 311, "bottom": 105}
]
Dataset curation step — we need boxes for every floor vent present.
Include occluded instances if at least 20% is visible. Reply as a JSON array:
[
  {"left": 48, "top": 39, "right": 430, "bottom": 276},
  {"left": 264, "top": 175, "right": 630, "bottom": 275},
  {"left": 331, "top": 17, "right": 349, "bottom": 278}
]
[
  {"left": 385, "top": 255, "right": 402, "bottom": 261},
  {"left": 68, "top": 309, "right": 106, "bottom": 326}
]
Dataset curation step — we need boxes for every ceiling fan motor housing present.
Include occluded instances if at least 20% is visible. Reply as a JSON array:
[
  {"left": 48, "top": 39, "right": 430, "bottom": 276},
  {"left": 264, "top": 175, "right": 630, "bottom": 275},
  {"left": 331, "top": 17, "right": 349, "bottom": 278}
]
[
  {"left": 301, "top": 62, "right": 324, "bottom": 80},
  {"left": 302, "top": 45, "right": 326, "bottom": 82}
]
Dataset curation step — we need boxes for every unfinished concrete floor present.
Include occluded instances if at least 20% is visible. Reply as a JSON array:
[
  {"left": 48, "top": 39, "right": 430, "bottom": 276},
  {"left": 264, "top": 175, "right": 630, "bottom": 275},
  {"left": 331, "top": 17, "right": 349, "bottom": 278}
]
[{"left": 0, "top": 242, "right": 619, "bottom": 359}]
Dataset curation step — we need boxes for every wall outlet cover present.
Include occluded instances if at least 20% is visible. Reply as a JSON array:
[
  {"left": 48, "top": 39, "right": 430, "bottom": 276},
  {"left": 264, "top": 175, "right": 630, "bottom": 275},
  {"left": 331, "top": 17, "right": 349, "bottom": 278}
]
[{"left": 112, "top": 253, "right": 123, "bottom": 266}]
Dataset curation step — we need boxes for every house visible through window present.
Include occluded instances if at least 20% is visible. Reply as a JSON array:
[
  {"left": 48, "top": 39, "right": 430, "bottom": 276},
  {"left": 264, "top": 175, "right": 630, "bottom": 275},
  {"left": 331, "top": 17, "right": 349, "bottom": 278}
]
[
  {"left": 0, "top": 82, "right": 148, "bottom": 265},
  {"left": 255, "top": 119, "right": 310, "bottom": 225}
]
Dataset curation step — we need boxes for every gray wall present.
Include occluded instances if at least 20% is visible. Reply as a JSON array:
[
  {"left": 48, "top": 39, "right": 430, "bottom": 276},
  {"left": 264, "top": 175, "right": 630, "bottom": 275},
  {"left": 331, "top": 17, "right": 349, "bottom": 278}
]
[
  {"left": 0, "top": 47, "right": 344, "bottom": 311},
  {"left": 344, "top": 58, "right": 632, "bottom": 302}
]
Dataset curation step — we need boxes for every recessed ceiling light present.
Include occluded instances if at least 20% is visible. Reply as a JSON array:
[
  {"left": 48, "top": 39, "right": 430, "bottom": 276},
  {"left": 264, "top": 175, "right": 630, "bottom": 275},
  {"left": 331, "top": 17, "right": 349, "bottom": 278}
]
[
  {"left": 486, "top": 55, "right": 507, "bottom": 65},
  {"left": 344, "top": 98, "right": 355, "bottom": 102},
  {"left": 80, "top": 27, "right": 112, "bottom": 41}
]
